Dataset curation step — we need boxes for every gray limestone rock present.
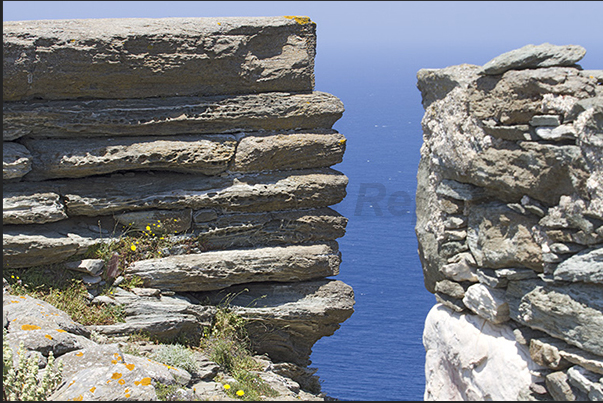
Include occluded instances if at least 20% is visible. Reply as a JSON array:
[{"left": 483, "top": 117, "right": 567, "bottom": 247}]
[
  {"left": 469, "top": 67, "right": 596, "bottom": 125},
  {"left": 48, "top": 362, "right": 158, "bottom": 401},
  {"left": 434, "top": 280, "right": 467, "bottom": 299},
  {"left": 88, "top": 292, "right": 215, "bottom": 342},
  {"left": 125, "top": 243, "right": 341, "bottom": 292},
  {"left": 440, "top": 252, "right": 478, "bottom": 283},
  {"left": 506, "top": 278, "right": 603, "bottom": 357},
  {"left": 546, "top": 370, "right": 586, "bottom": 401},
  {"left": 3, "top": 142, "right": 32, "bottom": 180},
  {"left": 530, "top": 335, "right": 603, "bottom": 375},
  {"left": 480, "top": 43, "right": 586, "bottom": 75},
  {"left": 435, "top": 179, "right": 486, "bottom": 201},
  {"left": 554, "top": 247, "right": 603, "bottom": 284},
  {"left": 2, "top": 226, "right": 96, "bottom": 269},
  {"left": 195, "top": 279, "right": 355, "bottom": 366},
  {"left": 567, "top": 365, "right": 603, "bottom": 400},
  {"left": 3, "top": 293, "right": 91, "bottom": 337},
  {"left": 534, "top": 124, "right": 577, "bottom": 141},
  {"left": 529, "top": 337, "right": 572, "bottom": 370},
  {"left": 462, "top": 141, "right": 589, "bottom": 206},
  {"left": 467, "top": 202, "right": 543, "bottom": 271},
  {"left": 21, "top": 135, "right": 237, "bottom": 181},
  {"left": 65, "top": 259, "right": 105, "bottom": 276},
  {"left": 233, "top": 130, "right": 346, "bottom": 172},
  {"left": 416, "top": 64, "right": 482, "bottom": 108},
  {"left": 3, "top": 16, "right": 316, "bottom": 101},
  {"left": 3, "top": 92, "right": 344, "bottom": 140},
  {"left": 192, "top": 207, "right": 348, "bottom": 249},
  {"left": 3, "top": 190, "right": 68, "bottom": 225},
  {"left": 481, "top": 123, "right": 535, "bottom": 141},
  {"left": 53, "top": 168, "right": 348, "bottom": 217},
  {"left": 529, "top": 114, "right": 562, "bottom": 127}
]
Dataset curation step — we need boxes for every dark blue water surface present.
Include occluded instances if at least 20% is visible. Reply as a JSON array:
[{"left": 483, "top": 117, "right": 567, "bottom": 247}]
[
  {"left": 308, "top": 43, "right": 603, "bottom": 401},
  {"left": 308, "top": 46, "right": 437, "bottom": 402}
]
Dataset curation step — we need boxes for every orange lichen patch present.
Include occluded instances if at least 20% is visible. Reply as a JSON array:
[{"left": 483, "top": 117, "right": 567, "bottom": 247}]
[
  {"left": 125, "top": 363, "right": 135, "bottom": 371},
  {"left": 71, "top": 395, "right": 83, "bottom": 401},
  {"left": 9, "top": 300, "right": 20, "bottom": 304},
  {"left": 75, "top": 352, "right": 84, "bottom": 357},
  {"left": 111, "top": 360, "right": 118, "bottom": 365},
  {"left": 283, "top": 15, "right": 312, "bottom": 25},
  {"left": 68, "top": 380, "right": 76, "bottom": 388},
  {"left": 118, "top": 379, "right": 126, "bottom": 385},
  {"left": 56, "top": 329, "right": 67, "bottom": 333},
  {"left": 45, "top": 334, "right": 53, "bottom": 340},
  {"left": 21, "top": 324, "right": 41, "bottom": 331},
  {"left": 90, "top": 387, "right": 96, "bottom": 393},
  {"left": 134, "top": 377, "right": 152, "bottom": 386},
  {"left": 113, "top": 353, "right": 122, "bottom": 361},
  {"left": 111, "top": 372, "right": 123, "bottom": 380},
  {"left": 19, "top": 296, "right": 26, "bottom": 299}
]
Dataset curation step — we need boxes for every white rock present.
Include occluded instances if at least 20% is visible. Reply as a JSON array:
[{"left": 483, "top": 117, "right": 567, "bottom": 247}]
[
  {"left": 462, "top": 283, "right": 510, "bottom": 324},
  {"left": 423, "top": 304, "right": 545, "bottom": 401}
]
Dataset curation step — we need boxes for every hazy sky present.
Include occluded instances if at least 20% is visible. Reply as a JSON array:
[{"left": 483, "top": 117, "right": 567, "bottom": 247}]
[{"left": 4, "top": 1, "right": 603, "bottom": 68}]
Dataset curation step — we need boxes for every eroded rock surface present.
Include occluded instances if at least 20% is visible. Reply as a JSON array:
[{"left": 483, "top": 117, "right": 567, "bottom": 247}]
[{"left": 417, "top": 43, "right": 602, "bottom": 401}]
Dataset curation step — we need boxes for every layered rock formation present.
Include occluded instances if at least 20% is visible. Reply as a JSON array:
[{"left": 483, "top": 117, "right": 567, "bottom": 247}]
[
  {"left": 3, "top": 16, "right": 354, "bottom": 399},
  {"left": 416, "top": 43, "right": 602, "bottom": 400}
]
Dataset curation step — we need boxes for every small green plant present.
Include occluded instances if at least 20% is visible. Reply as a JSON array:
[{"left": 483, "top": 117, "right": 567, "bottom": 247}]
[
  {"left": 200, "top": 292, "right": 277, "bottom": 401},
  {"left": 4, "top": 266, "right": 125, "bottom": 326},
  {"left": 119, "top": 274, "right": 145, "bottom": 291},
  {"left": 154, "top": 382, "right": 182, "bottom": 401},
  {"left": 3, "top": 329, "right": 63, "bottom": 401},
  {"left": 151, "top": 344, "right": 199, "bottom": 374}
]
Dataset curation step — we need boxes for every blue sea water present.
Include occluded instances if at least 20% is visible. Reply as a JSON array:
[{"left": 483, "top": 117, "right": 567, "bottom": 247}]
[
  {"left": 307, "top": 46, "right": 438, "bottom": 402},
  {"left": 308, "top": 44, "right": 603, "bottom": 402}
]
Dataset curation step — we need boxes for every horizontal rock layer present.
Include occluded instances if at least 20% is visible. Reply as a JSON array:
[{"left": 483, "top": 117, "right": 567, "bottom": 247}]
[
  {"left": 3, "top": 129, "right": 345, "bottom": 181},
  {"left": 3, "top": 91, "right": 344, "bottom": 140},
  {"left": 3, "top": 168, "right": 348, "bottom": 224},
  {"left": 3, "top": 16, "right": 316, "bottom": 101},
  {"left": 125, "top": 243, "right": 342, "bottom": 292}
]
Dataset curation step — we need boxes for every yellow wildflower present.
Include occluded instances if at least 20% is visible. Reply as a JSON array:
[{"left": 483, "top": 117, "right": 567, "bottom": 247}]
[{"left": 236, "top": 390, "right": 245, "bottom": 396}]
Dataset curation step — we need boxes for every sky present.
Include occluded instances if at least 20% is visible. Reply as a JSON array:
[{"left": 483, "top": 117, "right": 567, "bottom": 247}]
[{"left": 4, "top": 1, "right": 603, "bottom": 70}]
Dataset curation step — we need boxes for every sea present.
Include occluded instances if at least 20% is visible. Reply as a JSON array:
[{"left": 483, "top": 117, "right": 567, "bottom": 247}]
[
  {"left": 306, "top": 45, "right": 443, "bottom": 402},
  {"left": 305, "top": 44, "right": 601, "bottom": 402}
]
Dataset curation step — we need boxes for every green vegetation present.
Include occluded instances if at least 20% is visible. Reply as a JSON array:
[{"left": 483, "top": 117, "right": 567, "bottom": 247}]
[
  {"left": 200, "top": 294, "right": 278, "bottom": 401},
  {"left": 4, "top": 266, "right": 124, "bottom": 326},
  {"left": 3, "top": 329, "right": 63, "bottom": 401}
]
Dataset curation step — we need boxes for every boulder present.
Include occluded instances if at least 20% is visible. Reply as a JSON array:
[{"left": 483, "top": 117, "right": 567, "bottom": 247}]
[
  {"left": 480, "top": 43, "right": 586, "bottom": 75},
  {"left": 506, "top": 278, "right": 603, "bottom": 357},
  {"left": 423, "top": 304, "right": 544, "bottom": 400},
  {"left": 3, "top": 16, "right": 316, "bottom": 101}
]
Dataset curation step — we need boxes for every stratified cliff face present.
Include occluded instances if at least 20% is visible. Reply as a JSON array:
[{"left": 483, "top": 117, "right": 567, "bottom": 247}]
[
  {"left": 3, "top": 16, "right": 354, "bottom": 400},
  {"left": 416, "top": 43, "right": 602, "bottom": 401}
]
